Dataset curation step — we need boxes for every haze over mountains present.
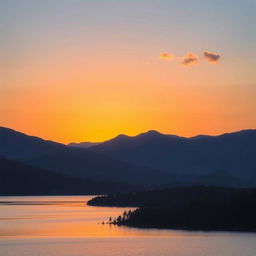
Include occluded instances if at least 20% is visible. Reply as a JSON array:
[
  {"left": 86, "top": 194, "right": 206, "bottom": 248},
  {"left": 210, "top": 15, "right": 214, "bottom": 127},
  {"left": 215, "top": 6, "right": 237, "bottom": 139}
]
[
  {"left": 0, "top": 126, "right": 256, "bottom": 195},
  {"left": 68, "top": 142, "right": 101, "bottom": 149}
]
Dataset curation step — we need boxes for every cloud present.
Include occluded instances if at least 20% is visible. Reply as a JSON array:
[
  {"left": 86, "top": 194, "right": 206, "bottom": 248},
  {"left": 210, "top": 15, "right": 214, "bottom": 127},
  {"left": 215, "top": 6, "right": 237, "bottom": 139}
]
[
  {"left": 159, "top": 53, "right": 175, "bottom": 61},
  {"left": 204, "top": 51, "right": 220, "bottom": 64},
  {"left": 181, "top": 53, "right": 200, "bottom": 66},
  {"left": 158, "top": 51, "right": 221, "bottom": 67}
]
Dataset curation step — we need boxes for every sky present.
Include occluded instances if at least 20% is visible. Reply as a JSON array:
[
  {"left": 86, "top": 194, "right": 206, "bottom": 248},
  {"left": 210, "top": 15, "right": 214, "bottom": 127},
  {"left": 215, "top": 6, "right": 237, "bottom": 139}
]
[{"left": 1, "top": 0, "right": 256, "bottom": 143}]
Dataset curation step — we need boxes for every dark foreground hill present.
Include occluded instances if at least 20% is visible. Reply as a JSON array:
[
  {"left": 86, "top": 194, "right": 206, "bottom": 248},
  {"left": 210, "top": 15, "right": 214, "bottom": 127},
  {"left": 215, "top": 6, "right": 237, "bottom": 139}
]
[
  {"left": 26, "top": 147, "right": 168, "bottom": 186},
  {"left": 88, "top": 186, "right": 256, "bottom": 232},
  {"left": 0, "top": 157, "right": 134, "bottom": 195}
]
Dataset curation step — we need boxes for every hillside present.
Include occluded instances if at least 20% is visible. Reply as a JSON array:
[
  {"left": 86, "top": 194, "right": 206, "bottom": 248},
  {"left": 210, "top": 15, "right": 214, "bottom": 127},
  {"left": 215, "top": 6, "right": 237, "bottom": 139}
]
[
  {"left": 26, "top": 147, "right": 168, "bottom": 185},
  {"left": 0, "top": 127, "right": 169, "bottom": 186},
  {"left": 90, "top": 130, "right": 256, "bottom": 185},
  {"left": 88, "top": 186, "right": 256, "bottom": 231},
  {"left": 0, "top": 156, "right": 134, "bottom": 195},
  {"left": 1, "top": 126, "right": 256, "bottom": 188},
  {"left": 0, "top": 127, "right": 64, "bottom": 159}
]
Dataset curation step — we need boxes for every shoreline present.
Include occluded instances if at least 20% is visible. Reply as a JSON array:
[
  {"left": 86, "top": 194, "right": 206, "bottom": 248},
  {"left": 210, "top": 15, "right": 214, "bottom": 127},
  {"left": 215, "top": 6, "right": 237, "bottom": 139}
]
[{"left": 109, "top": 222, "right": 256, "bottom": 233}]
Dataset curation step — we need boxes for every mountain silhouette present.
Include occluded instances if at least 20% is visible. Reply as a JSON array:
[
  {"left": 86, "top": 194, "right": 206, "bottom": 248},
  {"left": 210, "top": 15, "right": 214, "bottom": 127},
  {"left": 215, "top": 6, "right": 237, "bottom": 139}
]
[
  {"left": 0, "top": 156, "right": 134, "bottom": 195},
  {"left": 26, "top": 147, "right": 168, "bottom": 185},
  {"left": 0, "top": 127, "right": 168, "bottom": 186},
  {"left": 0, "top": 127, "right": 63, "bottom": 159},
  {"left": 89, "top": 129, "right": 256, "bottom": 186},
  {"left": 1, "top": 126, "right": 256, "bottom": 188}
]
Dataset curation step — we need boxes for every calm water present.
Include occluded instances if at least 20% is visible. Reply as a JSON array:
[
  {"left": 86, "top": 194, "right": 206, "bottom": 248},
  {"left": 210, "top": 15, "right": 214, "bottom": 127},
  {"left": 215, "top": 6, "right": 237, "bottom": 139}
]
[{"left": 0, "top": 196, "right": 256, "bottom": 256}]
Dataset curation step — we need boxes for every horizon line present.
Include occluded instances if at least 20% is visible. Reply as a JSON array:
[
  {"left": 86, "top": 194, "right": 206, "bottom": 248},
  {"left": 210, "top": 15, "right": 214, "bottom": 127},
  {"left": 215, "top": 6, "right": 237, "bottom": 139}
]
[{"left": 1, "top": 126, "right": 255, "bottom": 145}]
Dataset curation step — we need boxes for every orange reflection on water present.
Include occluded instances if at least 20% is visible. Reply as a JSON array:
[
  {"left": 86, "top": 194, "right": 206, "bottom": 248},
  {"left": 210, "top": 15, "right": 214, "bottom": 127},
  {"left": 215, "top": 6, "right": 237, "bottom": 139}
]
[{"left": 0, "top": 196, "right": 139, "bottom": 238}]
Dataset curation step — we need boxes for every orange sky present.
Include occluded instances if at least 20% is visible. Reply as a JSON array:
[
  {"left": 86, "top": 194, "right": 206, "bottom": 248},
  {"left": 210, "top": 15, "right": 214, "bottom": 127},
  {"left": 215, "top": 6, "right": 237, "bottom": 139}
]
[{"left": 1, "top": 1, "right": 256, "bottom": 143}]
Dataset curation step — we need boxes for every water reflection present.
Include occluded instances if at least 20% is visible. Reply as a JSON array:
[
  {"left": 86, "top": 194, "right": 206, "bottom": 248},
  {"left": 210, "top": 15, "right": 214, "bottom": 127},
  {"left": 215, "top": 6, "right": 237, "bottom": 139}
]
[
  {"left": 1, "top": 196, "right": 256, "bottom": 256},
  {"left": 0, "top": 196, "right": 138, "bottom": 238}
]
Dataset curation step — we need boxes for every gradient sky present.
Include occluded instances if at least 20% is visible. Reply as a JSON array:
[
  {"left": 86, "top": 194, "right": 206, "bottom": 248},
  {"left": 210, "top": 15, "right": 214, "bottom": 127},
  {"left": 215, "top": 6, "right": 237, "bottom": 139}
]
[{"left": 1, "top": 0, "right": 256, "bottom": 143}]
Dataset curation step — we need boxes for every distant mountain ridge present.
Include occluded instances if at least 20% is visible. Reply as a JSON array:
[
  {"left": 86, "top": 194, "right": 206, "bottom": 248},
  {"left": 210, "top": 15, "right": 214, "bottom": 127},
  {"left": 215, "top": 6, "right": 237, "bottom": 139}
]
[
  {"left": 0, "top": 127, "right": 64, "bottom": 159},
  {"left": 0, "top": 126, "right": 169, "bottom": 187},
  {"left": 1, "top": 126, "right": 256, "bottom": 189},
  {"left": 89, "top": 129, "right": 256, "bottom": 186}
]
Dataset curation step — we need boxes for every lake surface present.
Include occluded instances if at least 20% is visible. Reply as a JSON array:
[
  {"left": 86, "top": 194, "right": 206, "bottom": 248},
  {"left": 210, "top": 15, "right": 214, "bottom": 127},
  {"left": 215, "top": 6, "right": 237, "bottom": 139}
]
[{"left": 0, "top": 195, "right": 256, "bottom": 256}]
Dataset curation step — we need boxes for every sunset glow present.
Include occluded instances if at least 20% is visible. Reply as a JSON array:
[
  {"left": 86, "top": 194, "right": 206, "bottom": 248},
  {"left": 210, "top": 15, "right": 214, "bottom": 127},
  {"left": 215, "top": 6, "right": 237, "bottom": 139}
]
[
  {"left": 1, "top": 2, "right": 256, "bottom": 256},
  {"left": 1, "top": 0, "right": 256, "bottom": 143}
]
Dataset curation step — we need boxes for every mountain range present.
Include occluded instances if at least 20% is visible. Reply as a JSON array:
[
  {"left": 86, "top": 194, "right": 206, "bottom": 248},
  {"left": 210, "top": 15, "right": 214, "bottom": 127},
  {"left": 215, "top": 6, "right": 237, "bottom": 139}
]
[
  {"left": 0, "top": 127, "right": 167, "bottom": 190},
  {"left": 88, "top": 129, "right": 256, "bottom": 185},
  {"left": 0, "top": 126, "right": 256, "bottom": 194}
]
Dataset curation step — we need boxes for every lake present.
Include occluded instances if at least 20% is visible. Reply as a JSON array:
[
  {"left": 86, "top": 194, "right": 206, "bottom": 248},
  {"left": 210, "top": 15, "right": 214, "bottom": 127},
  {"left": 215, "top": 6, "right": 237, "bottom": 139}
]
[{"left": 0, "top": 195, "right": 256, "bottom": 256}]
